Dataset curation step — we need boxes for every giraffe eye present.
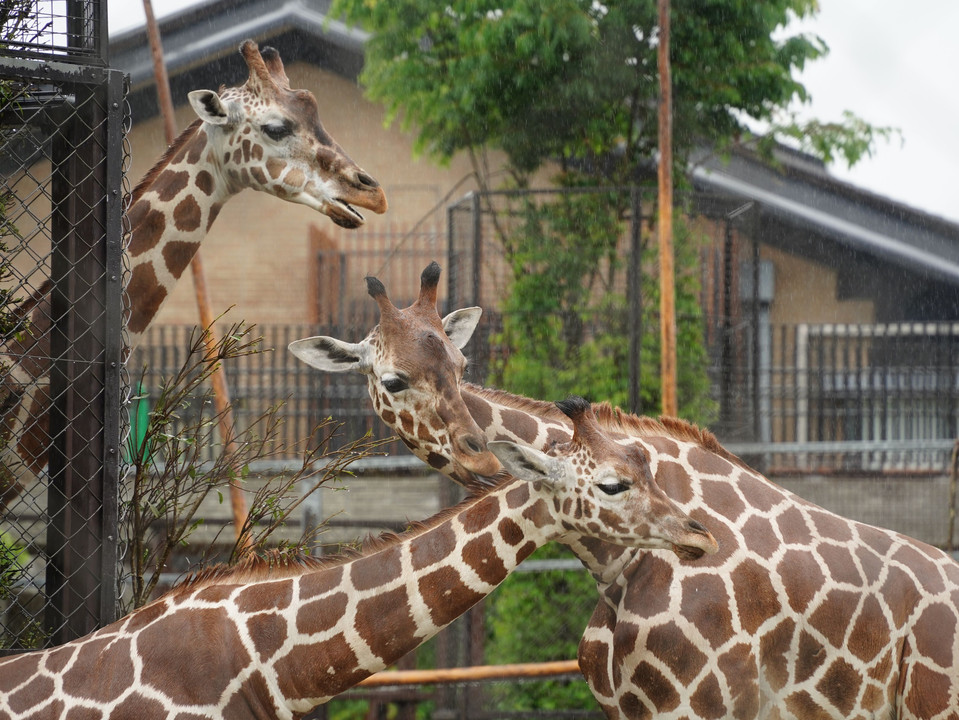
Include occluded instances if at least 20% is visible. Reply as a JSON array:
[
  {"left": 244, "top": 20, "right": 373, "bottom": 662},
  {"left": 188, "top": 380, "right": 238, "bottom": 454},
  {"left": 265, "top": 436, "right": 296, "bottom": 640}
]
[
  {"left": 261, "top": 122, "right": 292, "bottom": 141},
  {"left": 597, "top": 481, "right": 630, "bottom": 496},
  {"left": 382, "top": 375, "right": 409, "bottom": 394}
]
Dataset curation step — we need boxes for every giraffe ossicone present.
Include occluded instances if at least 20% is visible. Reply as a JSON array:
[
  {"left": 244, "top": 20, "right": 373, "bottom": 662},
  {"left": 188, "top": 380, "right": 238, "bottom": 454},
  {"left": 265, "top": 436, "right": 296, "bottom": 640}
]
[
  {"left": 293, "top": 265, "right": 959, "bottom": 718},
  {"left": 0, "top": 397, "right": 715, "bottom": 720}
]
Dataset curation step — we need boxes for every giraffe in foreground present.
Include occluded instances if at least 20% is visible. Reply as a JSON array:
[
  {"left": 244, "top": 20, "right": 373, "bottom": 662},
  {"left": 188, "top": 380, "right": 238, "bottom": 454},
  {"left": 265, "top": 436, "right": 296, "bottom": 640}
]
[
  {"left": 0, "top": 398, "right": 717, "bottom": 720},
  {"left": 0, "top": 40, "right": 387, "bottom": 504},
  {"left": 291, "top": 264, "right": 959, "bottom": 718}
]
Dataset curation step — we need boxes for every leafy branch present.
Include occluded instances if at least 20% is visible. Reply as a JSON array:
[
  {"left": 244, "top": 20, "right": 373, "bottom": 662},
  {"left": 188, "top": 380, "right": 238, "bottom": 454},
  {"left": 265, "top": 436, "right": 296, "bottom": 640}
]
[{"left": 123, "top": 322, "right": 387, "bottom": 609}]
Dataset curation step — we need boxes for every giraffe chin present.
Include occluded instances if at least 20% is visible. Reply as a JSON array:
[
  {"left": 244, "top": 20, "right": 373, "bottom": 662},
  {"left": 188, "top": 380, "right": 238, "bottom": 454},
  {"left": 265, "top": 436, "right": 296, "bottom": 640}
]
[
  {"left": 669, "top": 531, "right": 719, "bottom": 561},
  {"left": 672, "top": 544, "right": 709, "bottom": 561}
]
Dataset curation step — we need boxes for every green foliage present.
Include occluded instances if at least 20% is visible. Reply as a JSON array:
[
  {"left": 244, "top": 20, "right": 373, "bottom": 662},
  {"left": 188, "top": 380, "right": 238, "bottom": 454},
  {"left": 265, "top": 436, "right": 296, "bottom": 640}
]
[
  {"left": 492, "top": 187, "right": 716, "bottom": 424},
  {"left": 484, "top": 544, "right": 597, "bottom": 710},
  {"left": 492, "top": 186, "right": 631, "bottom": 404},
  {"left": 330, "top": 0, "right": 884, "bottom": 176},
  {"left": 0, "top": 532, "right": 27, "bottom": 601},
  {"left": 761, "top": 110, "right": 902, "bottom": 169}
]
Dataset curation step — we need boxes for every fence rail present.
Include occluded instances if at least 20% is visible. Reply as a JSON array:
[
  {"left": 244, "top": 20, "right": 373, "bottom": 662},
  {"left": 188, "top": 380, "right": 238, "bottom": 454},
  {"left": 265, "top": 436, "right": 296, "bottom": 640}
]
[
  {"left": 710, "top": 321, "right": 959, "bottom": 473},
  {"left": 125, "top": 319, "right": 959, "bottom": 475}
]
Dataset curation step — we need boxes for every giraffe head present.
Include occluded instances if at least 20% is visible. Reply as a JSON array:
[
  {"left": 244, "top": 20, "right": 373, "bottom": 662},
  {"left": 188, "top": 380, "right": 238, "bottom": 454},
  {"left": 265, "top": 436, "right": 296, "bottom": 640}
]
[
  {"left": 289, "top": 261, "right": 501, "bottom": 480},
  {"left": 186, "top": 40, "right": 387, "bottom": 228},
  {"left": 490, "top": 396, "right": 719, "bottom": 559}
]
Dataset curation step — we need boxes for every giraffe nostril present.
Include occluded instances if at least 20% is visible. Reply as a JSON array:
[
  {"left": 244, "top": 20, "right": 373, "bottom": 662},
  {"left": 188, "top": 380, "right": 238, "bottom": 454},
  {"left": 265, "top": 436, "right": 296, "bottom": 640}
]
[
  {"left": 357, "top": 171, "right": 378, "bottom": 188},
  {"left": 688, "top": 519, "right": 708, "bottom": 534}
]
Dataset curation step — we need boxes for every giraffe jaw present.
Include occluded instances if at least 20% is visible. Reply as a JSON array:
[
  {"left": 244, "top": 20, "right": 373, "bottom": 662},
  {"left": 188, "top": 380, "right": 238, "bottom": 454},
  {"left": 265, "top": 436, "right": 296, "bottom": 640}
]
[{"left": 328, "top": 198, "right": 365, "bottom": 229}]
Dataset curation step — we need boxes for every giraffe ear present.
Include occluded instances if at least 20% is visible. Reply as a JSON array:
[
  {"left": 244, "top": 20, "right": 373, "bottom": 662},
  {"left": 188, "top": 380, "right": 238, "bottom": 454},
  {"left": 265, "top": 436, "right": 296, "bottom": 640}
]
[
  {"left": 442, "top": 307, "right": 482, "bottom": 349},
  {"left": 488, "top": 441, "right": 565, "bottom": 486},
  {"left": 188, "top": 89, "right": 232, "bottom": 126},
  {"left": 288, "top": 336, "right": 372, "bottom": 373}
]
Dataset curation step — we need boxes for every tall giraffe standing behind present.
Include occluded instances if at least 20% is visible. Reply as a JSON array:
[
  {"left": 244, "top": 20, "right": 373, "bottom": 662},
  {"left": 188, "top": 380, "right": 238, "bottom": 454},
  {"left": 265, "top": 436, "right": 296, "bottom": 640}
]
[
  {"left": 292, "top": 266, "right": 959, "bottom": 719},
  {"left": 0, "top": 398, "right": 717, "bottom": 720},
  {"left": 0, "top": 40, "right": 387, "bottom": 502}
]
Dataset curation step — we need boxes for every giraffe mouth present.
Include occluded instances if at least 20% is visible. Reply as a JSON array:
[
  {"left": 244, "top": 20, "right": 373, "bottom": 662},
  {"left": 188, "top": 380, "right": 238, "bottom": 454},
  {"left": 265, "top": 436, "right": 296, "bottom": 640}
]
[{"left": 329, "top": 199, "right": 364, "bottom": 229}]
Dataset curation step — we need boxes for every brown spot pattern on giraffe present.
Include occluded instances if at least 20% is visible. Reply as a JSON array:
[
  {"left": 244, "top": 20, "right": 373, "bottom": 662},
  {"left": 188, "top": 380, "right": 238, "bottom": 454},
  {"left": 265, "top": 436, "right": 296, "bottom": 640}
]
[
  {"left": 905, "top": 664, "right": 952, "bottom": 717},
  {"left": 351, "top": 545, "right": 402, "bottom": 591},
  {"left": 299, "top": 564, "right": 343, "bottom": 600},
  {"left": 266, "top": 157, "right": 285, "bottom": 180},
  {"left": 284, "top": 168, "right": 305, "bottom": 188},
  {"left": 297, "top": 592, "right": 348, "bottom": 635},
  {"left": 236, "top": 579, "right": 293, "bottom": 613},
  {"left": 760, "top": 617, "right": 797, "bottom": 692},
  {"left": 155, "top": 169, "right": 191, "bottom": 202},
  {"left": 689, "top": 673, "right": 725, "bottom": 719},
  {"left": 646, "top": 620, "right": 707, "bottom": 685},
  {"left": 127, "top": 203, "right": 166, "bottom": 257},
  {"left": 61, "top": 636, "right": 133, "bottom": 702},
  {"left": 138, "top": 607, "right": 251, "bottom": 705},
  {"left": 463, "top": 532, "right": 507, "bottom": 584},
  {"left": 500, "top": 407, "right": 539, "bottom": 443},
  {"left": 417, "top": 565, "right": 485, "bottom": 626},
  {"left": 410, "top": 522, "right": 457, "bottom": 570},
  {"left": 817, "top": 657, "right": 861, "bottom": 714},
  {"left": 173, "top": 195, "right": 202, "bottom": 232},
  {"left": 716, "top": 643, "right": 759, "bottom": 718},
  {"left": 356, "top": 587, "right": 419, "bottom": 660},
  {"left": 126, "top": 264, "right": 166, "bottom": 334},
  {"left": 194, "top": 169, "right": 215, "bottom": 196},
  {"left": 680, "top": 574, "right": 734, "bottom": 649},
  {"left": 163, "top": 240, "right": 201, "bottom": 280},
  {"left": 248, "top": 612, "right": 287, "bottom": 661},
  {"left": 913, "top": 602, "right": 956, "bottom": 667},
  {"left": 730, "top": 558, "right": 781, "bottom": 633},
  {"left": 631, "top": 661, "right": 680, "bottom": 711}
]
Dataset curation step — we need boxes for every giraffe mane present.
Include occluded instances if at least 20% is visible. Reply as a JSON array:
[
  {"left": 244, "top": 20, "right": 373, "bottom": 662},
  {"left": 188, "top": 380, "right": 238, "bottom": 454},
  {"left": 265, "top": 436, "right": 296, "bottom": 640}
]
[
  {"left": 129, "top": 118, "right": 205, "bottom": 206},
  {"left": 464, "top": 383, "right": 751, "bottom": 472},
  {"left": 166, "top": 485, "right": 500, "bottom": 595}
]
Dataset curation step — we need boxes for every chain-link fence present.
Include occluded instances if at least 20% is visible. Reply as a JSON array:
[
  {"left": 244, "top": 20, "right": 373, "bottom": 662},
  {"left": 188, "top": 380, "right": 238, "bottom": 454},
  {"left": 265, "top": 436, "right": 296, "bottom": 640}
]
[{"left": 1, "top": 0, "right": 125, "bottom": 651}]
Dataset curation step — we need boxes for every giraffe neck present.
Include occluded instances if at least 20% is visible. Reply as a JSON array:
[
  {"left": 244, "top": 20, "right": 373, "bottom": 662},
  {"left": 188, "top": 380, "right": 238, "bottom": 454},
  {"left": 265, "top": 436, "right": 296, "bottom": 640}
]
[
  {"left": 454, "top": 384, "right": 648, "bottom": 595},
  {"left": 0, "top": 479, "right": 559, "bottom": 719},
  {"left": 124, "top": 119, "right": 234, "bottom": 347}
]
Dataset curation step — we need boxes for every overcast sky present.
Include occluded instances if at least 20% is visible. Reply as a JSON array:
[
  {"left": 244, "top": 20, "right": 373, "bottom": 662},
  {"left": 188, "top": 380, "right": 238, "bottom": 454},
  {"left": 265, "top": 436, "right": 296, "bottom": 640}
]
[{"left": 109, "top": 0, "right": 959, "bottom": 224}]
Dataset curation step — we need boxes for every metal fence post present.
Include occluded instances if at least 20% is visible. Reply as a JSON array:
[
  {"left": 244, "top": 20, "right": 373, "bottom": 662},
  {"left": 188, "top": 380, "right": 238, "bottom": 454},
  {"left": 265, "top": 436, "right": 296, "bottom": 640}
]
[
  {"left": 45, "top": 65, "right": 124, "bottom": 644},
  {"left": 628, "top": 186, "right": 643, "bottom": 414}
]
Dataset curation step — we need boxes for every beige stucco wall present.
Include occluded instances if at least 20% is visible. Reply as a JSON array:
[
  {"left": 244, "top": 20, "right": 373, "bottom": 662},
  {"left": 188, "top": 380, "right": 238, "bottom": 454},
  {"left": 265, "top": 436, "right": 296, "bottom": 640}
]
[{"left": 763, "top": 244, "right": 874, "bottom": 326}]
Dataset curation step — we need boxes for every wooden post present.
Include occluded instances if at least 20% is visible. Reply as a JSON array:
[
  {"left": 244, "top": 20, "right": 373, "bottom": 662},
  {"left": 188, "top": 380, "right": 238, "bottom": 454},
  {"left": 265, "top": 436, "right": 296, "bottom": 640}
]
[
  {"left": 142, "top": 0, "right": 249, "bottom": 544},
  {"left": 657, "top": 0, "right": 677, "bottom": 418}
]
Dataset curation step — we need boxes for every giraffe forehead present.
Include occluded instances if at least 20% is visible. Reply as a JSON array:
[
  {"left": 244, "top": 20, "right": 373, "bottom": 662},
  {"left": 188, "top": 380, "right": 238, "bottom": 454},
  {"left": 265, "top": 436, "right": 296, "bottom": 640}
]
[
  {"left": 378, "top": 326, "right": 465, "bottom": 379},
  {"left": 223, "top": 85, "right": 337, "bottom": 147}
]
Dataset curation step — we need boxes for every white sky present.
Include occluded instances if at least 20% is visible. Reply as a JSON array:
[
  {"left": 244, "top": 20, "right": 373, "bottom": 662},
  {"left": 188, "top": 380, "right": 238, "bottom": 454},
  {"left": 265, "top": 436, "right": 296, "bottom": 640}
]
[{"left": 109, "top": 0, "right": 959, "bottom": 224}]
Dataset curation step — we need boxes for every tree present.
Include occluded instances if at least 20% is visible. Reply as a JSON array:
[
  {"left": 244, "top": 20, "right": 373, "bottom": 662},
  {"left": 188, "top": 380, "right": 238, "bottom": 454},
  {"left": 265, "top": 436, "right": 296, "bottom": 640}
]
[
  {"left": 327, "top": 2, "right": 895, "bottom": 712},
  {"left": 331, "top": 0, "right": 891, "bottom": 420},
  {"left": 331, "top": 0, "right": 889, "bottom": 183}
]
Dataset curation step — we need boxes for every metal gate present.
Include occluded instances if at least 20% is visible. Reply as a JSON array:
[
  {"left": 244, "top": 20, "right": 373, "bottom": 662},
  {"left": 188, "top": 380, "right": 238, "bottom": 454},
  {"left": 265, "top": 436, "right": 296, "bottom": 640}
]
[{"left": 1, "top": 1, "right": 125, "bottom": 650}]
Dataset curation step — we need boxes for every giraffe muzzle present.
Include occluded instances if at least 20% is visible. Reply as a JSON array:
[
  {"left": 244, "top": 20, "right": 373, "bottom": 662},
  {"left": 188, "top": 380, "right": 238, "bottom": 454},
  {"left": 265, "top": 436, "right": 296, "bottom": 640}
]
[
  {"left": 670, "top": 519, "right": 719, "bottom": 561},
  {"left": 454, "top": 432, "right": 502, "bottom": 478}
]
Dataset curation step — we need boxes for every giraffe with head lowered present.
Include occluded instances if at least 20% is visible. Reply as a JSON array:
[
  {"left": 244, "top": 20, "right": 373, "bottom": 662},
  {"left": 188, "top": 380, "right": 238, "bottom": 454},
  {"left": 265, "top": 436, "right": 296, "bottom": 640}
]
[
  {"left": 0, "top": 40, "right": 387, "bottom": 504},
  {"left": 0, "top": 397, "right": 717, "bottom": 720},
  {"left": 292, "top": 264, "right": 959, "bottom": 719}
]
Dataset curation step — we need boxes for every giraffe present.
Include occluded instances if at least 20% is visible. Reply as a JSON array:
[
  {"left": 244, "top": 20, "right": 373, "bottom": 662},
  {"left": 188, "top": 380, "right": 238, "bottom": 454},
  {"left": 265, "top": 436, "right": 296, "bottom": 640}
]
[
  {"left": 0, "top": 39, "right": 387, "bottom": 503},
  {"left": 0, "top": 397, "right": 717, "bottom": 720},
  {"left": 289, "top": 260, "right": 501, "bottom": 482},
  {"left": 291, "top": 266, "right": 959, "bottom": 718}
]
